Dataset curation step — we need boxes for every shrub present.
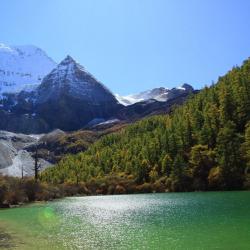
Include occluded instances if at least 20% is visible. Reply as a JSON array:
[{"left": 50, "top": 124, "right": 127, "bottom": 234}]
[
  {"left": 208, "top": 167, "right": 224, "bottom": 190},
  {"left": 114, "top": 185, "right": 126, "bottom": 194},
  {"left": 135, "top": 183, "right": 153, "bottom": 193}
]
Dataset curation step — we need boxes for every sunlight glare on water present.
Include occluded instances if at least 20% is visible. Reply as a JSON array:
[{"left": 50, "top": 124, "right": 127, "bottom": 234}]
[{"left": 1, "top": 192, "right": 250, "bottom": 249}]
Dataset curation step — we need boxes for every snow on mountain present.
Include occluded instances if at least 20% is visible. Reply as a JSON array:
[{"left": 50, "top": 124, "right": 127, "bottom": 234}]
[
  {"left": 115, "top": 94, "right": 143, "bottom": 106},
  {"left": 0, "top": 43, "right": 56, "bottom": 96},
  {"left": 0, "top": 43, "right": 195, "bottom": 133},
  {"left": 36, "top": 55, "right": 118, "bottom": 104},
  {"left": 116, "top": 84, "right": 194, "bottom": 106}
]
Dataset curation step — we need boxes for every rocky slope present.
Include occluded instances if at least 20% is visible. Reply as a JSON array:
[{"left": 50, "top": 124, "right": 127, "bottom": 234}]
[
  {"left": 26, "top": 123, "right": 127, "bottom": 164},
  {"left": 0, "top": 131, "right": 51, "bottom": 177}
]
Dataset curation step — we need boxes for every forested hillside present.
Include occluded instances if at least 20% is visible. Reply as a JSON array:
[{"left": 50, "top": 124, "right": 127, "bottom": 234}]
[{"left": 42, "top": 58, "right": 250, "bottom": 192}]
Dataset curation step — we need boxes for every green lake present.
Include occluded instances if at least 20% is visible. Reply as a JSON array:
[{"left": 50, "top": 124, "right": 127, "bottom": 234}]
[{"left": 0, "top": 191, "right": 250, "bottom": 249}]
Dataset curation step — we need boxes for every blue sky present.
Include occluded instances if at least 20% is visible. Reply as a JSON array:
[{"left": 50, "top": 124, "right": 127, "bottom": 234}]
[{"left": 1, "top": 0, "right": 250, "bottom": 95}]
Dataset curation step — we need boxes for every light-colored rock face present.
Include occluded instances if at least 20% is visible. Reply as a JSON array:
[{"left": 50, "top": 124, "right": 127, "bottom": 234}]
[
  {"left": 116, "top": 84, "right": 194, "bottom": 106},
  {"left": 0, "top": 141, "right": 16, "bottom": 168},
  {"left": 0, "top": 43, "right": 56, "bottom": 96},
  {"left": 0, "top": 131, "right": 51, "bottom": 177}
]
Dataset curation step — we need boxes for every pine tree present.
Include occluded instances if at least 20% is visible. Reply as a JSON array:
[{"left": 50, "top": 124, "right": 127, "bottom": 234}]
[
  {"left": 216, "top": 121, "right": 244, "bottom": 189},
  {"left": 189, "top": 145, "right": 215, "bottom": 190}
]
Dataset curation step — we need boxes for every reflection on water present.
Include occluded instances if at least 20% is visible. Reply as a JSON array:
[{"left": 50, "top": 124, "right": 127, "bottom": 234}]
[{"left": 1, "top": 192, "right": 250, "bottom": 249}]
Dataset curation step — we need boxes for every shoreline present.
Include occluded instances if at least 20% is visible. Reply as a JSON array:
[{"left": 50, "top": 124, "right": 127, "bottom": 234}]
[{"left": 1, "top": 189, "right": 249, "bottom": 210}]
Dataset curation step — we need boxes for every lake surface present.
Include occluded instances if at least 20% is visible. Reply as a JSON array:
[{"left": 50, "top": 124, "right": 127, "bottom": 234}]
[{"left": 0, "top": 191, "right": 250, "bottom": 249}]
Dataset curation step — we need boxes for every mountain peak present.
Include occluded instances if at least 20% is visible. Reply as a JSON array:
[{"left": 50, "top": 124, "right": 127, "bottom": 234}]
[
  {"left": 37, "top": 55, "right": 117, "bottom": 105},
  {"left": 60, "top": 55, "right": 76, "bottom": 65},
  {"left": 0, "top": 43, "right": 56, "bottom": 95},
  {"left": 56, "top": 55, "right": 86, "bottom": 74},
  {"left": 179, "top": 83, "right": 193, "bottom": 91}
]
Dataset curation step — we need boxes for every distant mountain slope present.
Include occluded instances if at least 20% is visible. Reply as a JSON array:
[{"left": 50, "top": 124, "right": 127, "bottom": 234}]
[
  {"left": 115, "top": 83, "right": 193, "bottom": 105},
  {"left": 116, "top": 90, "right": 197, "bottom": 121},
  {"left": 0, "top": 43, "right": 56, "bottom": 95}
]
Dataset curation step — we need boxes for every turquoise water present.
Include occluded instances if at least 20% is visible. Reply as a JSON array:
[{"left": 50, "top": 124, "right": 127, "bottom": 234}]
[{"left": 0, "top": 191, "right": 250, "bottom": 249}]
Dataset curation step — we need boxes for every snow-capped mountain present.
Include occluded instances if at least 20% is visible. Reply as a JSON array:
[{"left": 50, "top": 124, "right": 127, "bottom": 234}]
[
  {"left": 0, "top": 44, "right": 196, "bottom": 133},
  {"left": 36, "top": 55, "right": 117, "bottom": 104},
  {"left": 0, "top": 55, "right": 122, "bottom": 133},
  {"left": 0, "top": 43, "right": 56, "bottom": 96},
  {"left": 116, "top": 83, "right": 194, "bottom": 106},
  {"left": 33, "top": 55, "right": 121, "bottom": 131}
]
